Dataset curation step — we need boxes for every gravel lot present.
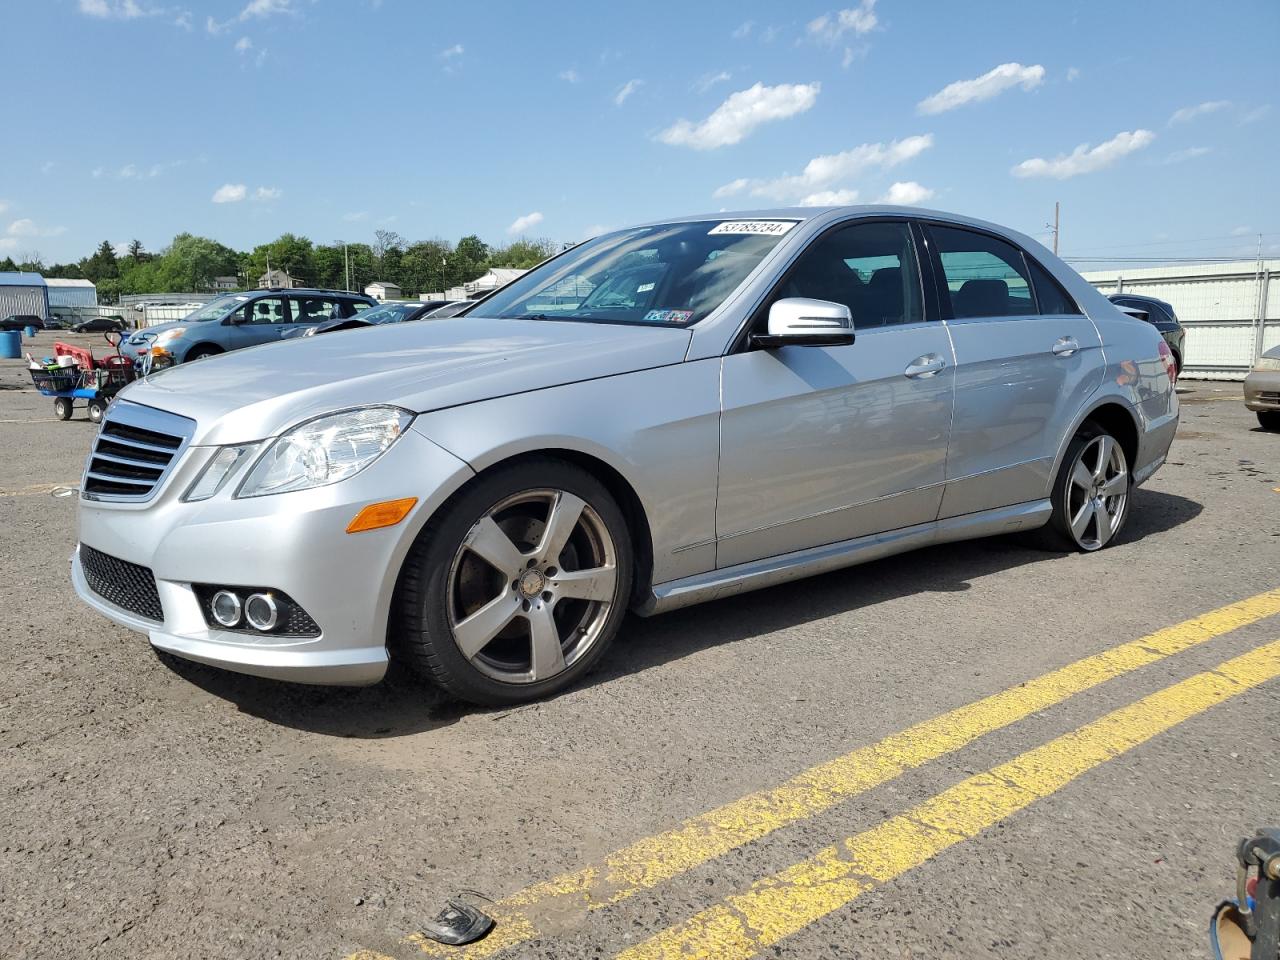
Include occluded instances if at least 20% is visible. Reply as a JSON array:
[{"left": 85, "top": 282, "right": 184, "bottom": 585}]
[{"left": 2, "top": 330, "right": 1278, "bottom": 959}]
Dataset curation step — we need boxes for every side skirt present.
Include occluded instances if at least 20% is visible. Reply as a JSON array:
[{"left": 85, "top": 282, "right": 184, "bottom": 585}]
[{"left": 637, "top": 500, "right": 1051, "bottom": 616}]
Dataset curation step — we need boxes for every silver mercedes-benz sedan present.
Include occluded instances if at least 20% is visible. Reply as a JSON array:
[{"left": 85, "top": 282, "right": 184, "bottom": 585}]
[{"left": 72, "top": 207, "right": 1179, "bottom": 705}]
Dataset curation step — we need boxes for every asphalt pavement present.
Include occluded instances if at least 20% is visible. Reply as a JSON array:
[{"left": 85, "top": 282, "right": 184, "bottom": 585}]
[{"left": 1, "top": 332, "right": 1277, "bottom": 959}]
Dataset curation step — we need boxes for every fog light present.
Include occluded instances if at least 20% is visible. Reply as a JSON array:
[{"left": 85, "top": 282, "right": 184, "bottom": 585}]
[
  {"left": 211, "top": 590, "right": 242, "bottom": 627},
  {"left": 244, "top": 593, "right": 279, "bottom": 632}
]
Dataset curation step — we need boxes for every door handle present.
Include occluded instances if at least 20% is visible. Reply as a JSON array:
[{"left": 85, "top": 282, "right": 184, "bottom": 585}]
[
  {"left": 904, "top": 354, "right": 946, "bottom": 379},
  {"left": 1051, "top": 336, "right": 1080, "bottom": 357}
]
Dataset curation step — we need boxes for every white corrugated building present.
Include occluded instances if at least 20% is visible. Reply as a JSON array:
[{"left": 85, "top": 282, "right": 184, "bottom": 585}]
[
  {"left": 0, "top": 272, "right": 49, "bottom": 321},
  {"left": 45, "top": 277, "right": 98, "bottom": 308},
  {"left": 1081, "top": 259, "right": 1279, "bottom": 380}
]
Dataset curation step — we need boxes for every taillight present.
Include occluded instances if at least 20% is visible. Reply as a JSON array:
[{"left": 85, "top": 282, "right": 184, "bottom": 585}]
[{"left": 1157, "top": 340, "right": 1177, "bottom": 384}]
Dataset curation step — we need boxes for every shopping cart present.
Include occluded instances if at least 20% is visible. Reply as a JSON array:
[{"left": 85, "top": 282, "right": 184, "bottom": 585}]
[{"left": 28, "top": 331, "right": 139, "bottom": 424}]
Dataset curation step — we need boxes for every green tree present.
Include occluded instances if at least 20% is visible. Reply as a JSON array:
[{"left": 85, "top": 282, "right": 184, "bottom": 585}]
[
  {"left": 400, "top": 239, "right": 451, "bottom": 296},
  {"left": 153, "top": 233, "right": 240, "bottom": 291},
  {"left": 79, "top": 241, "right": 119, "bottom": 283},
  {"left": 489, "top": 238, "right": 557, "bottom": 269},
  {"left": 44, "top": 262, "right": 85, "bottom": 279},
  {"left": 0, "top": 256, "right": 17, "bottom": 272},
  {"left": 244, "top": 234, "right": 316, "bottom": 286}
]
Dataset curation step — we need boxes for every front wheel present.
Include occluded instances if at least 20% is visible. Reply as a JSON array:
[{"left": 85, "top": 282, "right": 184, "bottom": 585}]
[
  {"left": 1038, "top": 423, "right": 1131, "bottom": 552},
  {"left": 53, "top": 397, "right": 73, "bottom": 421},
  {"left": 395, "top": 458, "right": 634, "bottom": 705},
  {"left": 185, "top": 346, "right": 221, "bottom": 362},
  {"left": 87, "top": 399, "right": 107, "bottom": 424},
  {"left": 1258, "top": 411, "right": 1280, "bottom": 432}
]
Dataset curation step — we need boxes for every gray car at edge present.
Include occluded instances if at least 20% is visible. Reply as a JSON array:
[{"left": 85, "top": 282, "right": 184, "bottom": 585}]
[{"left": 72, "top": 206, "right": 1179, "bottom": 705}]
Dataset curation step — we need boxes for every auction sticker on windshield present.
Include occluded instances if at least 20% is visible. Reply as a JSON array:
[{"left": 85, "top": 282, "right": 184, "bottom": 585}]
[{"left": 708, "top": 220, "right": 798, "bottom": 236}]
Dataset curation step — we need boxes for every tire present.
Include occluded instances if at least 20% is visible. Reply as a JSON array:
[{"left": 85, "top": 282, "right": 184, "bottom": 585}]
[
  {"left": 53, "top": 397, "right": 73, "bottom": 421},
  {"left": 1259, "top": 411, "right": 1280, "bottom": 432},
  {"left": 395, "top": 457, "right": 634, "bottom": 706},
  {"left": 185, "top": 345, "right": 222, "bottom": 362},
  {"left": 87, "top": 399, "right": 106, "bottom": 424},
  {"left": 1034, "top": 422, "right": 1132, "bottom": 552}
]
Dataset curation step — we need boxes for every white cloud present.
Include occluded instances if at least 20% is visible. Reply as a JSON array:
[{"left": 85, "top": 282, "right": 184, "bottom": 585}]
[
  {"left": 1168, "top": 100, "right": 1231, "bottom": 124},
  {"left": 1162, "top": 146, "right": 1211, "bottom": 164},
  {"left": 580, "top": 223, "right": 614, "bottom": 240},
  {"left": 78, "top": 0, "right": 149, "bottom": 19},
  {"left": 731, "top": 20, "right": 753, "bottom": 39},
  {"left": 7, "top": 219, "right": 66, "bottom": 238},
  {"left": 1241, "top": 104, "right": 1271, "bottom": 125},
  {"left": 807, "top": 1, "right": 877, "bottom": 44},
  {"left": 1231, "top": 225, "right": 1253, "bottom": 236},
  {"left": 878, "top": 181, "right": 934, "bottom": 205},
  {"left": 917, "top": 62, "right": 1044, "bottom": 114},
  {"left": 235, "top": 36, "right": 252, "bottom": 53},
  {"left": 559, "top": 69, "right": 580, "bottom": 83},
  {"left": 657, "top": 81, "right": 820, "bottom": 150},
  {"left": 1066, "top": 66, "right": 1080, "bottom": 82},
  {"left": 206, "top": 14, "right": 226, "bottom": 33},
  {"left": 507, "top": 211, "right": 544, "bottom": 235},
  {"left": 240, "top": 0, "right": 293, "bottom": 18},
  {"left": 174, "top": 10, "right": 191, "bottom": 30},
  {"left": 342, "top": 211, "right": 368, "bottom": 222},
  {"left": 696, "top": 70, "right": 732, "bottom": 92},
  {"left": 719, "top": 134, "right": 934, "bottom": 201},
  {"left": 254, "top": 186, "right": 281, "bottom": 201},
  {"left": 440, "top": 43, "right": 464, "bottom": 59},
  {"left": 798, "top": 189, "right": 860, "bottom": 206},
  {"left": 1012, "top": 129, "right": 1155, "bottom": 179},
  {"left": 614, "top": 79, "right": 643, "bottom": 106},
  {"left": 211, "top": 183, "right": 247, "bottom": 203}
]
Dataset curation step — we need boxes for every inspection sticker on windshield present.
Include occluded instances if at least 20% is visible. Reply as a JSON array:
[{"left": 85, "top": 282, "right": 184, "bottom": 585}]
[
  {"left": 644, "top": 309, "right": 693, "bottom": 324},
  {"left": 708, "top": 220, "right": 797, "bottom": 237}
]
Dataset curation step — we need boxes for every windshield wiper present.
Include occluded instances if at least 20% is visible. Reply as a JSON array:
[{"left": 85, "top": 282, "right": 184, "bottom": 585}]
[{"left": 515, "top": 313, "right": 564, "bottom": 322}]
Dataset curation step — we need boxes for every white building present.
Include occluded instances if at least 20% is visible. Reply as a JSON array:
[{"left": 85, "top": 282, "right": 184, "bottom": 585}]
[
  {"left": 212, "top": 275, "right": 240, "bottom": 292},
  {"left": 1081, "top": 259, "right": 1280, "bottom": 380},
  {"left": 445, "top": 267, "right": 527, "bottom": 301},
  {"left": 365, "top": 281, "right": 402, "bottom": 301},
  {"left": 45, "top": 277, "right": 97, "bottom": 308},
  {"left": 258, "top": 268, "right": 297, "bottom": 289}
]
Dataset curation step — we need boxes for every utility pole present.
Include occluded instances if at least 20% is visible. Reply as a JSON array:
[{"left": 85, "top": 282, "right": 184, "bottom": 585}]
[
  {"left": 344, "top": 242, "right": 351, "bottom": 292},
  {"left": 1052, "top": 201, "right": 1060, "bottom": 256}
]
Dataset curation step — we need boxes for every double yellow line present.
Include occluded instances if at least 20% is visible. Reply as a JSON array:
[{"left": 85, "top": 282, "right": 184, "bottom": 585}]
[{"left": 348, "top": 588, "right": 1280, "bottom": 960}]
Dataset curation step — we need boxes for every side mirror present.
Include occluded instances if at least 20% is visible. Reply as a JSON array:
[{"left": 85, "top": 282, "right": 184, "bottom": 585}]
[
  {"left": 224, "top": 311, "right": 245, "bottom": 325},
  {"left": 753, "top": 297, "right": 855, "bottom": 348}
]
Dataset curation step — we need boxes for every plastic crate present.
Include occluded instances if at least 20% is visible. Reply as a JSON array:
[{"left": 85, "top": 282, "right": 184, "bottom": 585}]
[{"left": 29, "top": 367, "right": 83, "bottom": 394}]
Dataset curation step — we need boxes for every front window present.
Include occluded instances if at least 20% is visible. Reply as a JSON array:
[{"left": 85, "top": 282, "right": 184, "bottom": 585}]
[
  {"left": 358, "top": 302, "right": 419, "bottom": 325},
  {"left": 185, "top": 295, "right": 250, "bottom": 322},
  {"left": 474, "top": 220, "right": 796, "bottom": 327}
]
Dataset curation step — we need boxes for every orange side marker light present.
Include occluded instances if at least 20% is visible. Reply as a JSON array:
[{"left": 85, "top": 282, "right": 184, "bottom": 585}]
[{"left": 346, "top": 497, "right": 418, "bottom": 534}]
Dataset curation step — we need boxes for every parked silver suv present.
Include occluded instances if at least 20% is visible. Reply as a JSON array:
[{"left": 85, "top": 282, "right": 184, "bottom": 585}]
[{"left": 73, "top": 207, "right": 1178, "bottom": 704}]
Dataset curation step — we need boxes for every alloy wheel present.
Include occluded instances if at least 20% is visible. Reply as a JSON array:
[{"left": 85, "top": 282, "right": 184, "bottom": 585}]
[
  {"left": 1065, "top": 434, "right": 1128, "bottom": 551},
  {"left": 446, "top": 489, "right": 618, "bottom": 684}
]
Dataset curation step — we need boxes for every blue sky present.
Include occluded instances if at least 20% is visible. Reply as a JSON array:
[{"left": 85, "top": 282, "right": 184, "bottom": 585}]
[{"left": 2, "top": 0, "right": 1277, "bottom": 266}]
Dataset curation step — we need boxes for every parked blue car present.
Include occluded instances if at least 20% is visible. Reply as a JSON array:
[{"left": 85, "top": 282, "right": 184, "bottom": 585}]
[{"left": 124, "top": 288, "right": 376, "bottom": 364}]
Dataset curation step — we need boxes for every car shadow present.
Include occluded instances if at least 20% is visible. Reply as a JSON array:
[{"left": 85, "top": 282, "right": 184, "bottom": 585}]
[{"left": 169, "top": 488, "right": 1202, "bottom": 737}]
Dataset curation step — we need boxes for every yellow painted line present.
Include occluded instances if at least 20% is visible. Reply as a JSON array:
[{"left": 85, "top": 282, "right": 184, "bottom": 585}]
[
  {"left": 344, "top": 589, "right": 1280, "bottom": 960},
  {"left": 620, "top": 638, "right": 1280, "bottom": 960}
]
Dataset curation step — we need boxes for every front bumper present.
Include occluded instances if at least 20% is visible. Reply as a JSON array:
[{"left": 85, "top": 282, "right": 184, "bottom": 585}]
[
  {"left": 1244, "top": 369, "right": 1280, "bottom": 411},
  {"left": 72, "top": 421, "right": 474, "bottom": 685}
]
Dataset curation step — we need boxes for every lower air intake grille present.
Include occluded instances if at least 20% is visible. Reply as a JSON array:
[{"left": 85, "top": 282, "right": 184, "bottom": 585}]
[{"left": 80, "top": 544, "right": 164, "bottom": 622}]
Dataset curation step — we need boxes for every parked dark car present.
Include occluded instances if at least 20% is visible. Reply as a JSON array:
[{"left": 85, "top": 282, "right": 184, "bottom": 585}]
[
  {"left": 122, "top": 288, "right": 377, "bottom": 364},
  {"left": 1108, "top": 294, "right": 1186, "bottom": 374},
  {"left": 1, "top": 313, "right": 43, "bottom": 331},
  {"left": 293, "top": 299, "right": 454, "bottom": 338},
  {"left": 70, "top": 316, "right": 126, "bottom": 333}
]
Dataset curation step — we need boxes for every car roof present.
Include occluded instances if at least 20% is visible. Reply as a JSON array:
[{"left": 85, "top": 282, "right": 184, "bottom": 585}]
[
  {"left": 1108, "top": 292, "right": 1174, "bottom": 310},
  {"left": 254, "top": 287, "right": 371, "bottom": 297},
  {"left": 632, "top": 204, "right": 1016, "bottom": 233}
]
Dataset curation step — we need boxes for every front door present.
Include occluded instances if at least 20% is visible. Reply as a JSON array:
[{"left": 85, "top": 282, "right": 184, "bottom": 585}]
[
  {"left": 716, "top": 219, "right": 955, "bottom": 568},
  {"left": 922, "top": 222, "right": 1104, "bottom": 518}
]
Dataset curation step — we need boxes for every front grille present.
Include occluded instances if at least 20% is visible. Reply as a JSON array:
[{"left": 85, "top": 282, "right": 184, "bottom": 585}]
[
  {"left": 80, "top": 544, "right": 164, "bottom": 621},
  {"left": 82, "top": 402, "right": 195, "bottom": 502},
  {"left": 1258, "top": 391, "right": 1280, "bottom": 403}
]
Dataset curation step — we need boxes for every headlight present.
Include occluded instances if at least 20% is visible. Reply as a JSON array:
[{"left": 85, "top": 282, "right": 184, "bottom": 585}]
[
  {"left": 236, "top": 406, "right": 414, "bottom": 498},
  {"left": 154, "top": 327, "right": 187, "bottom": 343},
  {"left": 183, "top": 445, "right": 258, "bottom": 502},
  {"left": 1254, "top": 356, "right": 1280, "bottom": 372}
]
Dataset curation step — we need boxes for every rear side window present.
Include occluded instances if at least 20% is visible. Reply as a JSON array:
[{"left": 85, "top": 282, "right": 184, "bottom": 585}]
[
  {"left": 290, "top": 296, "right": 341, "bottom": 323},
  {"left": 929, "top": 224, "right": 1034, "bottom": 318},
  {"left": 1028, "top": 259, "right": 1082, "bottom": 315}
]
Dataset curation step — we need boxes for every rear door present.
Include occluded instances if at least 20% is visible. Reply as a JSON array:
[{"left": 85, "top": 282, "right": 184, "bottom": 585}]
[
  {"left": 922, "top": 222, "right": 1103, "bottom": 518},
  {"left": 715, "top": 218, "right": 955, "bottom": 567},
  {"left": 288, "top": 294, "right": 344, "bottom": 333}
]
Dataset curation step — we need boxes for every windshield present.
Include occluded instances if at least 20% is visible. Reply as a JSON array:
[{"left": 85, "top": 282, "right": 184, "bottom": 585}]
[
  {"left": 359, "top": 302, "right": 420, "bottom": 325},
  {"left": 185, "top": 294, "right": 250, "bottom": 322},
  {"left": 475, "top": 219, "right": 796, "bottom": 327}
]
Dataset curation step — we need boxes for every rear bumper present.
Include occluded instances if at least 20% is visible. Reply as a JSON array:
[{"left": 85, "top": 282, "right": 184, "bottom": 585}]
[{"left": 1244, "top": 370, "right": 1280, "bottom": 411}]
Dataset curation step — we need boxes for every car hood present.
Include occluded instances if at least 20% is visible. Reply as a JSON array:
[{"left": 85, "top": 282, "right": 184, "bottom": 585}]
[
  {"left": 126, "top": 320, "right": 191, "bottom": 340},
  {"left": 118, "top": 315, "right": 692, "bottom": 445}
]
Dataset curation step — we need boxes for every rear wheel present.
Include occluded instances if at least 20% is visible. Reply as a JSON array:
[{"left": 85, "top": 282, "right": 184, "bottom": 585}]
[
  {"left": 1036, "top": 423, "right": 1131, "bottom": 552},
  {"left": 53, "top": 397, "right": 73, "bottom": 421},
  {"left": 395, "top": 458, "right": 633, "bottom": 705},
  {"left": 1259, "top": 411, "right": 1280, "bottom": 432}
]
